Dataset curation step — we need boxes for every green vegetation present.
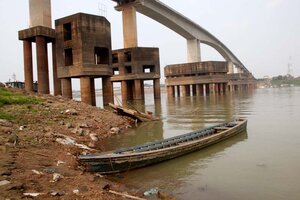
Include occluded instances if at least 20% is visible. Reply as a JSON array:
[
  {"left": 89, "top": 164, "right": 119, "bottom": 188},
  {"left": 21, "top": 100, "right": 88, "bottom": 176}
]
[{"left": 0, "top": 88, "right": 42, "bottom": 107}]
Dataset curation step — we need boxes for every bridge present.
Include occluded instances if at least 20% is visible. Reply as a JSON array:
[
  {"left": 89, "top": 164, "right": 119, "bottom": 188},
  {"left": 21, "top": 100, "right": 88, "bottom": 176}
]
[{"left": 112, "top": 0, "right": 252, "bottom": 75}]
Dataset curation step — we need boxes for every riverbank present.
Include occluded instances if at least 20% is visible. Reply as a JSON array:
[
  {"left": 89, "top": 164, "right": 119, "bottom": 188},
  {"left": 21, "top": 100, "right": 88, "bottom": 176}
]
[{"left": 0, "top": 88, "right": 144, "bottom": 199}]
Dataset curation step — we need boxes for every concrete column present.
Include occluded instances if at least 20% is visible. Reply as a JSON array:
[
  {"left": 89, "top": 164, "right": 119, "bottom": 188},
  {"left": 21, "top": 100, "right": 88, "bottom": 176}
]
[
  {"left": 203, "top": 84, "right": 207, "bottom": 96},
  {"left": 228, "top": 62, "right": 234, "bottom": 74},
  {"left": 187, "top": 39, "right": 201, "bottom": 63},
  {"left": 196, "top": 84, "right": 202, "bottom": 96},
  {"left": 167, "top": 86, "right": 175, "bottom": 97},
  {"left": 121, "top": 81, "right": 128, "bottom": 102},
  {"left": 127, "top": 80, "right": 134, "bottom": 100},
  {"left": 180, "top": 85, "right": 186, "bottom": 97},
  {"left": 215, "top": 83, "right": 219, "bottom": 94},
  {"left": 29, "top": 0, "right": 52, "bottom": 28},
  {"left": 91, "top": 78, "right": 96, "bottom": 106},
  {"left": 80, "top": 77, "right": 95, "bottom": 106},
  {"left": 36, "top": 36, "right": 50, "bottom": 94},
  {"left": 225, "top": 83, "right": 229, "bottom": 93},
  {"left": 220, "top": 83, "right": 224, "bottom": 93},
  {"left": 52, "top": 42, "right": 61, "bottom": 96},
  {"left": 186, "top": 85, "right": 191, "bottom": 96},
  {"left": 133, "top": 79, "right": 143, "bottom": 100},
  {"left": 176, "top": 85, "right": 181, "bottom": 97},
  {"left": 154, "top": 79, "right": 161, "bottom": 99},
  {"left": 23, "top": 40, "right": 34, "bottom": 92},
  {"left": 102, "top": 77, "right": 113, "bottom": 105},
  {"left": 122, "top": 6, "right": 138, "bottom": 48},
  {"left": 61, "top": 78, "right": 72, "bottom": 99}
]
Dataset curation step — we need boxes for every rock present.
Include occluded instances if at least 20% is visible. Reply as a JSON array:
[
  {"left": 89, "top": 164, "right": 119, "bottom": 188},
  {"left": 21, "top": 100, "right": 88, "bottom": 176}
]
[
  {"left": 51, "top": 191, "right": 65, "bottom": 196},
  {"left": 73, "top": 189, "right": 79, "bottom": 194},
  {"left": 110, "top": 127, "right": 120, "bottom": 134},
  {"left": 56, "top": 160, "right": 66, "bottom": 166},
  {"left": 65, "top": 109, "right": 78, "bottom": 115},
  {"left": 23, "top": 193, "right": 45, "bottom": 197},
  {"left": 144, "top": 187, "right": 159, "bottom": 196},
  {"left": 89, "top": 133, "right": 98, "bottom": 142},
  {"left": 72, "top": 128, "right": 84, "bottom": 136},
  {"left": 51, "top": 173, "right": 64, "bottom": 182},
  {"left": 19, "top": 125, "right": 26, "bottom": 131},
  {"left": 79, "top": 123, "right": 89, "bottom": 128},
  {"left": 65, "top": 122, "right": 73, "bottom": 128},
  {"left": 43, "top": 167, "right": 56, "bottom": 174},
  {"left": 0, "top": 180, "right": 10, "bottom": 186},
  {"left": 1, "top": 170, "right": 12, "bottom": 176},
  {"left": 0, "top": 119, "right": 13, "bottom": 127},
  {"left": 88, "top": 142, "right": 95, "bottom": 148},
  {"left": 32, "top": 169, "right": 44, "bottom": 175},
  {"left": 59, "top": 121, "right": 65, "bottom": 125}
]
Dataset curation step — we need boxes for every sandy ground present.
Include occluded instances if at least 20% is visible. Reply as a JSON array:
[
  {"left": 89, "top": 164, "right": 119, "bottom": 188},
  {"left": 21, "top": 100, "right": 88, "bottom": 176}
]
[{"left": 0, "top": 89, "right": 150, "bottom": 200}]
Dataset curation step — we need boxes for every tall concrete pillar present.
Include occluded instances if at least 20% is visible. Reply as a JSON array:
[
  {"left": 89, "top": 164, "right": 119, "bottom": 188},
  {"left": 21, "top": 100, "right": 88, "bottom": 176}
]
[
  {"left": 220, "top": 83, "right": 224, "bottom": 93},
  {"left": 187, "top": 39, "right": 201, "bottom": 63},
  {"left": 62, "top": 78, "right": 72, "bottom": 99},
  {"left": 80, "top": 76, "right": 95, "bottom": 106},
  {"left": 29, "top": 0, "right": 52, "bottom": 28},
  {"left": 23, "top": 40, "right": 34, "bottom": 92},
  {"left": 154, "top": 79, "right": 161, "bottom": 99},
  {"left": 91, "top": 78, "right": 96, "bottom": 106},
  {"left": 102, "top": 77, "right": 114, "bottom": 106},
  {"left": 186, "top": 85, "right": 191, "bottom": 96},
  {"left": 52, "top": 41, "right": 62, "bottom": 96},
  {"left": 122, "top": 6, "right": 138, "bottom": 48},
  {"left": 228, "top": 62, "right": 234, "bottom": 74},
  {"left": 121, "top": 80, "right": 128, "bottom": 102},
  {"left": 133, "top": 79, "right": 143, "bottom": 100},
  {"left": 167, "top": 86, "right": 175, "bottom": 97},
  {"left": 36, "top": 36, "right": 50, "bottom": 94},
  {"left": 176, "top": 85, "right": 181, "bottom": 97},
  {"left": 203, "top": 84, "right": 207, "bottom": 96}
]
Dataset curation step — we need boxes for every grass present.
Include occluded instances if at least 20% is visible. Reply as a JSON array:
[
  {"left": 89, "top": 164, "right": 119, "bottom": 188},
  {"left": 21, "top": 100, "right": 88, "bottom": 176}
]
[{"left": 0, "top": 88, "right": 42, "bottom": 107}]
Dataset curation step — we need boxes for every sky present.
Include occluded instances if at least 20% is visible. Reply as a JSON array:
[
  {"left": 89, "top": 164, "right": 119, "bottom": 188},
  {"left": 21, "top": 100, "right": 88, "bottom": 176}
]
[{"left": 0, "top": 0, "right": 299, "bottom": 88}]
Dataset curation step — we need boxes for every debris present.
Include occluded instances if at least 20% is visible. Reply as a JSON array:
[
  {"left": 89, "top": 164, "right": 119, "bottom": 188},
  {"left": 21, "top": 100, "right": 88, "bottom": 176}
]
[
  {"left": 0, "top": 180, "right": 11, "bottom": 186},
  {"left": 56, "top": 160, "right": 66, "bottom": 166},
  {"left": 89, "top": 133, "right": 98, "bottom": 142},
  {"left": 72, "top": 127, "right": 84, "bottom": 136},
  {"left": 110, "top": 127, "right": 120, "bottom": 134},
  {"left": 144, "top": 187, "right": 159, "bottom": 196},
  {"left": 19, "top": 125, "right": 26, "bottom": 131},
  {"left": 51, "top": 191, "right": 65, "bottom": 196},
  {"left": 43, "top": 167, "right": 56, "bottom": 174},
  {"left": 108, "top": 190, "right": 146, "bottom": 200},
  {"left": 59, "top": 121, "right": 65, "bottom": 126},
  {"left": 73, "top": 189, "right": 79, "bottom": 194},
  {"left": 65, "top": 109, "right": 78, "bottom": 115},
  {"left": 79, "top": 123, "right": 89, "bottom": 128},
  {"left": 7, "top": 132, "right": 18, "bottom": 144},
  {"left": 51, "top": 173, "right": 64, "bottom": 182},
  {"left": 56, "top": 137, "right": 76, "bottom": 145},
  {"left": 23, "top": 193, "right": 45, "bottom": 197},
  {"left": 88, "top": 142, "right": 95, "bottom": 148},
  {"left": 32, "top": 169, "right": 44, "bottom": 175}
]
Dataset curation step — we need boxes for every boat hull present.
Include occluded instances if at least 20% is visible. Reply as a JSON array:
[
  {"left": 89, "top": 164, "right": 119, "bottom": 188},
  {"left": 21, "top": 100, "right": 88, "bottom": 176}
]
[{"left": 79, "top": 119, "right": 247, "bottom": 173}]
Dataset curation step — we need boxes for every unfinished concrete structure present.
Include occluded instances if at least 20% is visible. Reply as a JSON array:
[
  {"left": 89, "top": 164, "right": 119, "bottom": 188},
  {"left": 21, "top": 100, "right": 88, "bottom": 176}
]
[
  {"left": 19, "top": 0, "right": 61, "bottom": 95},
  {"left": 55, "top": 13, "right": 113, "bottom": 106},
  {"left": 165, "top": 61, "right": 256, "bottom": 97},
  {"left": 111, "top": 47, "right": 161, "bottom": 101}
]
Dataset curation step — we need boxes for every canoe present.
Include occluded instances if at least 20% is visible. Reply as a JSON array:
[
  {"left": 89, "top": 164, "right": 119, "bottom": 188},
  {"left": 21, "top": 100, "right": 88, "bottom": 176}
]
[
  {"left": 78, "top": 118, "right": 247, "bottom": 173},
  {"left": 109, "top": 103, "right": 159, "bottom": 122}
]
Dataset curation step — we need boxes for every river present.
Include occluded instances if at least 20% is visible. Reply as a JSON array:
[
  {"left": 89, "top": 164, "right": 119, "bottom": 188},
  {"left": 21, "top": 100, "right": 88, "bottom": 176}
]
[{"left": 97, "top": 87, "right": 300, "bottom": 200}]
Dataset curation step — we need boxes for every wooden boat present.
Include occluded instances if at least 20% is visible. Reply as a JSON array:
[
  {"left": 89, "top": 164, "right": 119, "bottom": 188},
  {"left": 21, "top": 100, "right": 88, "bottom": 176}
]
[
  {"left": 78, "top": 118, "right": 247, "bottom": 173},
  {"left": 109, "top": 103, "right": 159, "bottom": 122}
]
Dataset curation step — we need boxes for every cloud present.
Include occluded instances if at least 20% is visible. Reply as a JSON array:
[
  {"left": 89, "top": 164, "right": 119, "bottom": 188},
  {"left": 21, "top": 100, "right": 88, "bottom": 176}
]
[{"left": 266, "top": 0, "right": 284, "bottom": 8}]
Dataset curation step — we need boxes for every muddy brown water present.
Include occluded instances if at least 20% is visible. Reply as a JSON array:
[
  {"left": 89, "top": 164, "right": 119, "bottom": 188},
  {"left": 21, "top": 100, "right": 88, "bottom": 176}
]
[{"left": 95, "top": 87, "right": 300, "bottom": 200}]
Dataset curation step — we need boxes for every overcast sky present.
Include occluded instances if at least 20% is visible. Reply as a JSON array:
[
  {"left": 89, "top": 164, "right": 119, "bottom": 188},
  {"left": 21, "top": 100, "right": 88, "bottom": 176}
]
[{"left": 0, "top": 0, "right": 299, "bottom": 87}]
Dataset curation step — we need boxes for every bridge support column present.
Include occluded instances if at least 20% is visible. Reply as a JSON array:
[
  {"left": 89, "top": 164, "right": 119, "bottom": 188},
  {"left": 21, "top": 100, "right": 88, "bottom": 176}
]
[
  {"left": 23, "top": 40, "right": 34, "bottom": 92},
  {"left": 187, "top": 39, "right": 201, "bottom": 63},
  {"left": 228, "top": 62, "right": 234, "bottom": 74},
  {"left": 122, "top": 6, "right": 138, "bottom": 48},
  {"left": 62, "top": 78, "right": 72, "bottom": 99},
  {"left": 52, "top": 41, "right": 62, "bottom": 96},
  {"left": 36, "top": 36, "right": 50, "bottom": 94},
  {"left": 192, "top": 85, "right": 196, "bottom": 96},
  {"left": 154, "top": 79, "right": 161, "bottom": 99},
  {"left": 196, "top": 84, "right": 202, "bottom": 96},
  {"left": 167, "top": 86, "right": 175, "bottom": 97},
  {"left": 102, "top": 77, "right": 114, "bottom": 106},
  {"left": 209, "top": 83, "right": 215, "bottom": 94},
  {"left": 133, "top": 79, "right": 144, "bottom": 100},
  {"left": 80, "top": 77, "right": 96, "bottom": 106},
  {"left": 203, "top": 84, "right": 207, "bottom": 96}
]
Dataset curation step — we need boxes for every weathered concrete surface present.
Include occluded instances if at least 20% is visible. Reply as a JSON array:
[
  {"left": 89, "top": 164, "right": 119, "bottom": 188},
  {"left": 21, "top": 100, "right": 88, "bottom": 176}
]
[
  {"left": 29, "top": 0, "right": 52, "bottom": 28},
  {"left": 23, "top": 40, "right": 33, "bottom": 92},
  {"left": 61, "top": 78, "right": 72, "bottom": 99},
  {"left": 36, "top": 36, "right": 50, "bottom": 94},
  {"left": 122, "top": 6, "right": 138, "bottom": 48}
]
